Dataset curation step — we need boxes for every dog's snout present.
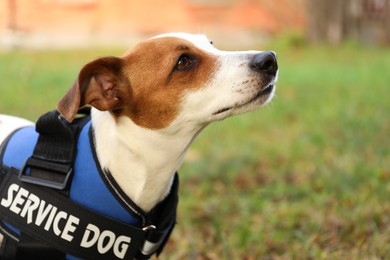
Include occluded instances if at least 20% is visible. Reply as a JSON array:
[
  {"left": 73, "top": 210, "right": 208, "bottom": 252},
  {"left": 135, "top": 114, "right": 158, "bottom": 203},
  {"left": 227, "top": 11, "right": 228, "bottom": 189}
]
[{"left": 250, "top": 51, "right": 278, "bottom": 76}]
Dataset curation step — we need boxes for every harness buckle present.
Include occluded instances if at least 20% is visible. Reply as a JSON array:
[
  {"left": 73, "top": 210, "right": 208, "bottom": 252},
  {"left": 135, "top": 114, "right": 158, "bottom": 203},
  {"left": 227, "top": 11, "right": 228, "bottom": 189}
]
[
  {"left": 19, "top": 157, "right": 73, "bottom": 190},
  {"left": 142, "top": 225, "right": 156, "bottom": 232}
]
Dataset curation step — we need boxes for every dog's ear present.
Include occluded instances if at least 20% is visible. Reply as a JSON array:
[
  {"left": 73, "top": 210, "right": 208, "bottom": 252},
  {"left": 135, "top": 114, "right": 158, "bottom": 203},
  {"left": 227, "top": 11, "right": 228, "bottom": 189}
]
[{"left": 57, "top": 56, "right": 126, "bottom": 122}]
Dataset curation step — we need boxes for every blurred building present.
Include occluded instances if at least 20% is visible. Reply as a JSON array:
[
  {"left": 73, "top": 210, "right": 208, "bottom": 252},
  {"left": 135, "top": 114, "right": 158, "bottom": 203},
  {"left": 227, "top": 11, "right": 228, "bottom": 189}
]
[
  {"left": 0, "top": 0, "right": 305, "bottom": 48},
  {"left": 1, "top": 0, "right": 387, "bottom": 49}
]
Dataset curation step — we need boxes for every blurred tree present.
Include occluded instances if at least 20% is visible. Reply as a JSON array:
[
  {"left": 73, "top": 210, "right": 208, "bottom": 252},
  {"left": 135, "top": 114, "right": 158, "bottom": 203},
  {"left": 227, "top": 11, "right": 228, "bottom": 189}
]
[{"left": 306, "top": 0, "right": 389, "bottom": 44}]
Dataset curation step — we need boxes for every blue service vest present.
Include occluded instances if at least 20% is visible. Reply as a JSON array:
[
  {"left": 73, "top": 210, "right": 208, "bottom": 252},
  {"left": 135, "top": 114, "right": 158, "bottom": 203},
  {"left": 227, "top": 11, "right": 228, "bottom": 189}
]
[
  {"left": 0, "top": 111, "right": 178, "bottom": 259},
  {"left": 0, "top": 121, "right": 143, "bottom": 259}
]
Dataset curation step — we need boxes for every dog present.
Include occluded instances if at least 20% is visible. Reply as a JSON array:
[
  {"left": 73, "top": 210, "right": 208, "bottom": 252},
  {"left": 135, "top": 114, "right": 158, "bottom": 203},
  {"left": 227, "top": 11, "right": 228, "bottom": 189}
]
[{"left": 0, "top": 32, "right": 278, "bottom": 258}]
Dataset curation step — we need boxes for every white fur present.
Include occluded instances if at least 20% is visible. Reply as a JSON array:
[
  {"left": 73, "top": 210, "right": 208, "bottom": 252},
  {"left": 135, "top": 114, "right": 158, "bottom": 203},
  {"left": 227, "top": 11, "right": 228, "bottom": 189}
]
[
  {"left": 0, "top": 33, "right": 277, "bottom": 213},
  {"left": 0, "top": 115, "right": 33, "bottom": 143}
]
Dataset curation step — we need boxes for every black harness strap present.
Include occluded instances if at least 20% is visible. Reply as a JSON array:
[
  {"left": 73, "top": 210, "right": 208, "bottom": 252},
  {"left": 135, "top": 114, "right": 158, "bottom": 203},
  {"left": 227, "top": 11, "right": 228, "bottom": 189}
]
[
  {"left": 16, "top": 233, "right": 66, "bottom": 260},
  {"left": 0, "top": 169, "right": 147, "bottom": 259},
  {"left": 19, "top": 108, "right": 90, "bottom": 191}
]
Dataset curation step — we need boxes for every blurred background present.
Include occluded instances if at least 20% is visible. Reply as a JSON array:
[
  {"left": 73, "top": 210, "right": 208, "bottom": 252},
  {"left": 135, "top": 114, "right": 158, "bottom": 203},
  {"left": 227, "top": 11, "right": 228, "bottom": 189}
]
[
  {"left": 1, "top": 0, "right": 389, "bottom": 48},
  {"left": 0, "top": 0, "right": 389, "bottom": 259}
]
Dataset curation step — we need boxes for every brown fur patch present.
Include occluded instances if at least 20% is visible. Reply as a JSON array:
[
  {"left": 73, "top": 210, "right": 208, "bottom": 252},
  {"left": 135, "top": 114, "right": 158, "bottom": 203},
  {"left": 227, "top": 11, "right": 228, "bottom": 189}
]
[{"left": 118, "top": 37, "right": 218, "bottom": 129}]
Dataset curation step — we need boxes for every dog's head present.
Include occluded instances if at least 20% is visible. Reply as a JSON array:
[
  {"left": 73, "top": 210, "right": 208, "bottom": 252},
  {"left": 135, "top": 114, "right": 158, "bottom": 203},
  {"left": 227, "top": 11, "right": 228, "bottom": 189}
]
[{"left": 57, "top": 33, "right": 278, "bottom": 129}]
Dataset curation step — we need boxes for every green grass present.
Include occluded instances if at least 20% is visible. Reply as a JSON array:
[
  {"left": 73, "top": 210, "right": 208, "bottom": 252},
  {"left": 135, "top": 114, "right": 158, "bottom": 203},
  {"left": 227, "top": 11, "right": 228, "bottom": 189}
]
[{"left": 1, "top": 40, "right": 390, "bottom": 259}]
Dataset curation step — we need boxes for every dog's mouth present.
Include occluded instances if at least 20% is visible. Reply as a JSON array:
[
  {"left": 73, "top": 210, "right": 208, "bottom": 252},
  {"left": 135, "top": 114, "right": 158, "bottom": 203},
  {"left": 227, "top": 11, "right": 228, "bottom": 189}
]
[{"left": 212, "top": 84, "right": 275, "bottom": 115}]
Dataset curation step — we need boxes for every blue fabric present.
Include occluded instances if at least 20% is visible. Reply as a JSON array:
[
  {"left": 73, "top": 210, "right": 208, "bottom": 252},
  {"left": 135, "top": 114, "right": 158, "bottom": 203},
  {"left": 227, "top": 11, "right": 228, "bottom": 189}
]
[
  {"left": 2, "top": 127, "right": 38, "bottom": 170},
  {"left": 1, "top": 121, "right": 141, "bottom": 258},
  {"left": 70, "top": 121, "right": 140, "bottom": 225},
  {"left": 1, "top": 127, "right": 38, "bottom": 236}
]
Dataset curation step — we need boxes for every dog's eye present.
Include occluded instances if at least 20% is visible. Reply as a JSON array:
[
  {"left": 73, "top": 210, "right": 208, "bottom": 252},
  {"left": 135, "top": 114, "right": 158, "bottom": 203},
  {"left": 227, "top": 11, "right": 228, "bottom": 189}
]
[
  {"left": 175, "top": 54, "right": 195, "bottom": 71},
  {"left": 209, "top": 40, "right": 214, "bottom": 45}
]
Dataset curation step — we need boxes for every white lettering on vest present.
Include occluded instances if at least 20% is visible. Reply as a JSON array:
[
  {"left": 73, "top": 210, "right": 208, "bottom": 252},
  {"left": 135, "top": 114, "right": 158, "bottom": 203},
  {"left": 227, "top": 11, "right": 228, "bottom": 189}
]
[
  {"left": 80, "top": 223, "right": 100, "bottom": 248},
  {"left": 44, "top": 205, "right": 57, "bottom": 231},
  {"left": 114, "top": 235, "right": 131, "bottom": 259},
  {"left": 20, "top": 193, "right": 40, "bottom": 224},
  {"left": 81, "top": 223, "right": 131, "bottom": 259},
  {"left": 0, "top": 183, "right": 19, "bottom": 208},
  {"left": 53, "top": 211, "right": 67, "bottom": 236},
  {"left": 98, "top": 230, "right": 116, "bottom": 254},
  {"left": 0, "top": 183, "right": 79, "bottom": 242},
  {"left": 1, "top": 183, "right": 132, "bottom": 258},
  {"left": 9, "top": 187, "right": 28, "bottom": 214},
  {"left": 62, "top": 215, "right": 80, "bottom": 242},
  {"left": 36, "top": 201, "right": 53, "bottom": 227}
]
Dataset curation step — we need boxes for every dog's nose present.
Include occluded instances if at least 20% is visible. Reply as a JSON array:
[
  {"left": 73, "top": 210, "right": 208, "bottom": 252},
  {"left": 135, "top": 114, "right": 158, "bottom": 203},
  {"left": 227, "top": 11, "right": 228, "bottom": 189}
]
[{"left": 250, "top": 51, "right": 278, "bottom": 76}]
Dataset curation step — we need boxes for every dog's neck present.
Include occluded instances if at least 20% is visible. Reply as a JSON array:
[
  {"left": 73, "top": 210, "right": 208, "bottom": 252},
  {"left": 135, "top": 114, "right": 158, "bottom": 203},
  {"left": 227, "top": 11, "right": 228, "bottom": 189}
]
[{"left": 91, "top": 109, "right": 202, "bottom": 213}]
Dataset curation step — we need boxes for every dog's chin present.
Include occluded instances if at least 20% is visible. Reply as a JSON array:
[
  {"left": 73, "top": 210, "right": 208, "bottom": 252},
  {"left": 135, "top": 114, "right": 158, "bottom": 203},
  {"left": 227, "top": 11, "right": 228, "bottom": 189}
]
[{"left": 212, "top": 84, "right": 276, "bottom": 119}]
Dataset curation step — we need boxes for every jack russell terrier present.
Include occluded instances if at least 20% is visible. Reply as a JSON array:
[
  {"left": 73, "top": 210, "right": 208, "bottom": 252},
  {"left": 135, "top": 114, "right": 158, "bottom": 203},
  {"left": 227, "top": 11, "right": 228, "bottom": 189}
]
[{"left": 0, "top": 33, "right": 278, "bottom": 259}]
